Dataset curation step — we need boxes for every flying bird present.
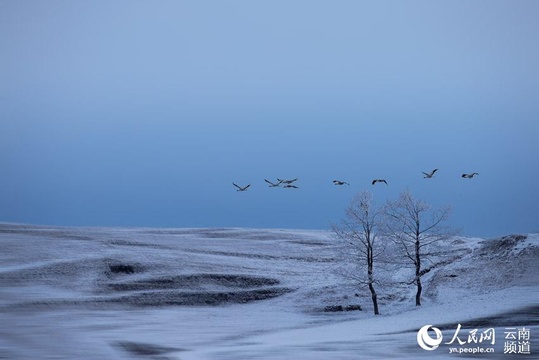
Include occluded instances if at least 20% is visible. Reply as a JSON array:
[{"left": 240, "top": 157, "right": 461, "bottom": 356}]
[
  {"left": 422, "top": 168, "right": 438, "bottom": 178},
  {"left": 264, "top": 179, "right": 283, "bottom": 187},
  {"left": 372, "top": 179, "right": 388, "bottom": 185},
  {"left": 277, "top": 178, "right": 298, "bottom": 184},
  {"left": 462, "top": 173, "right": 479, "bottom": 179},
  {"left": 283, "top": 184, "right": 299, "bottom": 189},
  {"left": 232, "top": 183, "right": 251, "bottom": 191},
  {"left": 333, "top": 180, "right": 350, "bottom": 186}
]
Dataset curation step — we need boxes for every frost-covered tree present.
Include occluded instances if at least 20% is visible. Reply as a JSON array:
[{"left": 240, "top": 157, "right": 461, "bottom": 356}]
[
  {"left": 332, "top": 191, "right": 384, "bottom": 315},
  {"left": 383, "top": 189, "right": 454, "bottom": 306}
]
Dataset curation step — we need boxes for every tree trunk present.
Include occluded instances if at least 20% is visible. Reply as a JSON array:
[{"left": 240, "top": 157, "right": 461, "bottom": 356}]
[
  {"left": 415, "top": 276, "right": 422, "bottom": 306},
  {"left": 368, "top": 281, "right": 379, "bottom": 315},
  {"left": 367, "top": 244, "right": 380, "bottom": 315},
  {"left": 415, "top": 238, "right": 422, "bottom": 306}
]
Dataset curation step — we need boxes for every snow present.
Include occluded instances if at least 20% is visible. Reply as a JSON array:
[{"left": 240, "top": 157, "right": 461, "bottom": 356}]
[{"left": 0, "top": 224, "right": 538, "bottom": 359}]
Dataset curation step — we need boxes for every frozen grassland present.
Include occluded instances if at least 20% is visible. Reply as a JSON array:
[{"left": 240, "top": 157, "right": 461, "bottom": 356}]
[{"left": 0, "top": 224, "right": 538, "bottom": 359}]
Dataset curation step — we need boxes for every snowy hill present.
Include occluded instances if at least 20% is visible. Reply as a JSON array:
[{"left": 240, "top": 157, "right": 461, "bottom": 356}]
[{"left": 0, "top": 224, "right": 537, "bottom": 359}]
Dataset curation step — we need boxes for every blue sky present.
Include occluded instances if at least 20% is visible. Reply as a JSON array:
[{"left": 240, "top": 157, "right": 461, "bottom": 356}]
[{"left": 1, "top": 1, "right": 538, "bottom": 237}]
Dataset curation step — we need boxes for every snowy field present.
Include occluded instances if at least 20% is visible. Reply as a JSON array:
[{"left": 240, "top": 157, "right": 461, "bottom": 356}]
[{"left": 0, "top": 224, "right": 538, "bottom": 359}]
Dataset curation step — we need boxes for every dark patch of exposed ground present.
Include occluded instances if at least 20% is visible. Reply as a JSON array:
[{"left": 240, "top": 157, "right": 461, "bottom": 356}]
[
  {"left": 116, "top": 341, "right": 186, "bottom": 356},
  {"left": 104, "top": 273, "right": 280, "bottom": 292}
]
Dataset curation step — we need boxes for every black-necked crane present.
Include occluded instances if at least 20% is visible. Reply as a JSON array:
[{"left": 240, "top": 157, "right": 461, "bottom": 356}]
[
  {"left": 232, "top": 183, "right": 251, "bottom": 191},
  {"left": 333, "top": 180, "right": 350, "bottom": 186},
  {"left": 422, "top": 168, "right": 438, "bottom": 178},
  {"left": 283, "top": 184, "right": 299, "bottom": 189},
  {"left": 264, "top": 179, "right": 282, "bottom": 187},
  {"left": 277, "top": 178, "right": 298, "bottom": 184},
  {"left": 372, "top": 179, "right": 388, "bottom": 185},
  {"left": 462, "top": 172, "right": 479, "bottom": 179}
]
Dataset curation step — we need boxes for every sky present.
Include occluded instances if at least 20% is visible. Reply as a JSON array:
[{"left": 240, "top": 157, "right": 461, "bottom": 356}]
[{"left": 1, "top": 1, "right": 538, "bottom": 238}]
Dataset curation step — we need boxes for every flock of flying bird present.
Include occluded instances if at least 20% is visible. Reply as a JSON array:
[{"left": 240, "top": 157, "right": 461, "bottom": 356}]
[{"left": 232, "top": 169, "right": 479, "bottom": 191}]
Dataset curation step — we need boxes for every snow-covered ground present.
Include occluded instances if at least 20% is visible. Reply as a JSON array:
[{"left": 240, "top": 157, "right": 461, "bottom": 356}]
[{"left": 0, "top": 224, "right": 537, "bottom": 359}]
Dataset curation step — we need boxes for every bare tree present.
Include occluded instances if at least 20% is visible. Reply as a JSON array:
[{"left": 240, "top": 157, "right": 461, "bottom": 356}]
[
  {"left": 383, "top": 189, "right": 455, "bottom": 306},
  {"left": 332, "top": 191, "right": 384, "bottom": 315}
]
